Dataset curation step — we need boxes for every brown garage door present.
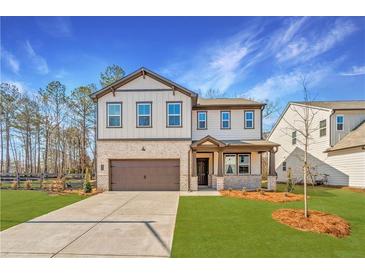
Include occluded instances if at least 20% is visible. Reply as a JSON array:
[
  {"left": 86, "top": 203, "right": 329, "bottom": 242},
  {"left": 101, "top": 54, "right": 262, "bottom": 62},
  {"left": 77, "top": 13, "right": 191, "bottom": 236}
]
[{"left": 110, "top": 159, "right": 180, "bottom": 191}]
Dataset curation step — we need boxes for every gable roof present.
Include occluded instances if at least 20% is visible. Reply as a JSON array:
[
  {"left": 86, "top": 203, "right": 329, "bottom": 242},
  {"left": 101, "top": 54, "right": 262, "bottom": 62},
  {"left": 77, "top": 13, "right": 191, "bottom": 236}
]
[
  {"left": 293, "top": 100, "right": 365, "bottom": 110},
  {"left": 90, "top": 67, "right": 198, "bottom": 101},
  {"left": 191, "top": 135, "right": 226, "bottom": 148},
  {"left": 326, "top": 121, "right": 365, "bottom": 152}
]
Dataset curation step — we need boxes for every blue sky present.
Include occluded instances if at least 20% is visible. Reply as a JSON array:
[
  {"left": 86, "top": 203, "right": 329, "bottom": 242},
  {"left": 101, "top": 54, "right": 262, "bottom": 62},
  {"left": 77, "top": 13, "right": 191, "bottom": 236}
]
[{"left": 1, "top": 17, "right": 365, "bottom": 127}]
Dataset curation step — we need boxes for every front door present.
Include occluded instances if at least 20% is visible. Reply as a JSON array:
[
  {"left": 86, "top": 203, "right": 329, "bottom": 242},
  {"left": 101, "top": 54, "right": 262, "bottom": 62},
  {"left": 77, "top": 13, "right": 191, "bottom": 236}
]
[{"left": 197, "top": 158, "right": 209, "bottom": 185}]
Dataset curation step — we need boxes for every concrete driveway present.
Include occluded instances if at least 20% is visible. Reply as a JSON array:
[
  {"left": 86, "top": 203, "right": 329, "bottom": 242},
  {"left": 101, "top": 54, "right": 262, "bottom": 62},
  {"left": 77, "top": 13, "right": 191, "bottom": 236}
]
[{"left": 0, "top": 191, "right": 179, "bottom": 258}]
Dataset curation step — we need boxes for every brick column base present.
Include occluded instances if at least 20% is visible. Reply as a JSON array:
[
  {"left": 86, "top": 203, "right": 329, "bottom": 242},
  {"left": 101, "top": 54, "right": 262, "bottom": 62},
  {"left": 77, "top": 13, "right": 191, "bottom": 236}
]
[
  {"left": 190, "top": 176, "right": 198, "bottom": 191},
  {"left": 216, "top": 176, "right": 224, "bottom": 190}
]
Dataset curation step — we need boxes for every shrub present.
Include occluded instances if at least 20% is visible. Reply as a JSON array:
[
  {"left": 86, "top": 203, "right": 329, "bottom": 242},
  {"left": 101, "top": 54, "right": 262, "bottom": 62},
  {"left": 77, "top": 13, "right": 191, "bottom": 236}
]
[
  {"left": 84, "top": 181, "right": 92, "bottom": 193},
  {"left": 11, "top": 181, "right": 18, "bottom": 190},
  {"left": 241, "top": 187, "right": 247, "bottom": 195},
  {"left": 25, "top": 180, "right": 32, "bottom": 190}
]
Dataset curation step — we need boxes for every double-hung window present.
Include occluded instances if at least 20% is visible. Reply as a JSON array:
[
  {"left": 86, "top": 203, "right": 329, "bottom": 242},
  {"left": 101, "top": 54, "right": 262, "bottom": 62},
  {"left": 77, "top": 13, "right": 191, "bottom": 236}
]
[
  {"left": 292, "top": 131, "right": 297, "bottom": 145},
  {"left": 319, "top": 119, "right": 326, "bottom": 137},
  {"left": 282, "top": 161, "right": 287, "bottom": 171},
  {"left": 197, "top": 111, "right": 207, "bottom": 129},
  {"left": 221, "top": 111, "right": 231, "bottom": 129},
  {"left": 244, "top": 111, "right": 254, "bottom": 129},
  {"left": 136, "top": 102, "right": 152, "bottom": 127},
  {"left": 238, "top": 154, "right": 250, "bottom": 175},
  {"left": 167, "top": 102, "right": 182, "bottom": 127},
  {"left": 336, "top": 115, "right": 344, "bottom": 131},
  {"left": 224, "top": 154, "right": 237, "bottom": 175},
  {"left": 107, "top": 102, "right": 122, "bottom": 127}
]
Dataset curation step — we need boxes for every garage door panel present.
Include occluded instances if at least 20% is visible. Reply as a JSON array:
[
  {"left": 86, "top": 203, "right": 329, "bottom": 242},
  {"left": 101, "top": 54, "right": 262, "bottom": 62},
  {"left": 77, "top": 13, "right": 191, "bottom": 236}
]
[{"left": 110, "top": 159, "right": 180, "bottom": 191}]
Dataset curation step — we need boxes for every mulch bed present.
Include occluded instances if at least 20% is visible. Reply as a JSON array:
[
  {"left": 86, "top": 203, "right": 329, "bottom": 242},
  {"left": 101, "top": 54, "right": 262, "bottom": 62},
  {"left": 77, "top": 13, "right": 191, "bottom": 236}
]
[
  {"left": 341, "top": 187, "right": 365, "bottom": 193},
  {"left": 272, "top": 208, "right": 350, "bottom": 238},
  {"left": 48, "top": 188, "right": 102, "bottom": 196},
  {"left": 220, "top": 190, "right": 304, "bottom": 203}
]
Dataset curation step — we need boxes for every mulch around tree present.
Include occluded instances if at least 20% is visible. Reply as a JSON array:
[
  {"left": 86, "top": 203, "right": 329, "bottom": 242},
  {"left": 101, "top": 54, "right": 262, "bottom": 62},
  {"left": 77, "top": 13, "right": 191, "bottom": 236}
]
[
  {"left": 341, "top": 187, "right": 365, "bottom": 193},
  {"left": 220, "top": 190, "right": 304, "bottom": 203},
  {"left": 272, "top": 208, "right": 350, "bottom": 238}
]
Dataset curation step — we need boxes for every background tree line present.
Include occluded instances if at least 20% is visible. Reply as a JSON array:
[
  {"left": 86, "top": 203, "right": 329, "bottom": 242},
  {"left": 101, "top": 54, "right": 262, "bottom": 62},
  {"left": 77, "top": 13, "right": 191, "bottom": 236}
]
[{"left": 0, "top": 64, "right": 125, "bottom": 178}]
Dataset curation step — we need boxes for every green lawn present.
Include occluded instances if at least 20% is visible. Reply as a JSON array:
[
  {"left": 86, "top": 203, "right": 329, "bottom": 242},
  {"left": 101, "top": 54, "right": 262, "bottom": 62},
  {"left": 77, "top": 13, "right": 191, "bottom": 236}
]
[
  {"left": 172, "top": 185, "right": 365, "bottom": 257},
  {"left": 0, "top": 190, "right": 88, "bottom": 231}
]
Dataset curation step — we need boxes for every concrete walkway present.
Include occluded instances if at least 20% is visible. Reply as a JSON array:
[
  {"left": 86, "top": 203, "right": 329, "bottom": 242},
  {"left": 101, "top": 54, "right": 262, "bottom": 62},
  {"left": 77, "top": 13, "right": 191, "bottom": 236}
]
[{"left": 0, "top": 191, "right": 179, "bottom": 258}]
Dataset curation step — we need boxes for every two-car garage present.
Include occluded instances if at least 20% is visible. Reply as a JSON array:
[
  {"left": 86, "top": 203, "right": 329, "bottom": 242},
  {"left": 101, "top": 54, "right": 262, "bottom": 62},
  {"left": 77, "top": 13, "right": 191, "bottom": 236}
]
[{"left": 110, "top": 159, "right": 180, "bottom": 191}]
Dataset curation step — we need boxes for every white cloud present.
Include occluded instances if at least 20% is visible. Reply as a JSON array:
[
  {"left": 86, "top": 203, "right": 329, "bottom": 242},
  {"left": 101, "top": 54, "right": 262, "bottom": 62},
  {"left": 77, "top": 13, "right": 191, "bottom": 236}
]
[
  {"left": 35, "top": 17, "right": 72, "bottom": 38},
  {"left": 1, "top": 47, "right": 20, "bottom": 74},
  {"left": 276, "top": 18, "right": 356, "bottom": 63},
  {"left": 340, "top": 65, "right": 365, "bottom": 76},
  {"left": 241, "top": 66, "right": 331, "bottom": 101},
  {"left": 24, "top": 40, "right": 49, "bottom": 75}
]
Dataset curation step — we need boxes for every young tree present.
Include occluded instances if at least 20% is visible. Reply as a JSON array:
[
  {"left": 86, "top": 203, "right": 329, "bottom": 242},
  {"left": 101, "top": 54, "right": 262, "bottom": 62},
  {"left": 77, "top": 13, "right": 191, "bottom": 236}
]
[
  {"left": 100, "top": 64, "right": 125, "bottom": 87},
  {"left": 281, "top": 77, "right": 319, "bottom": 218}
]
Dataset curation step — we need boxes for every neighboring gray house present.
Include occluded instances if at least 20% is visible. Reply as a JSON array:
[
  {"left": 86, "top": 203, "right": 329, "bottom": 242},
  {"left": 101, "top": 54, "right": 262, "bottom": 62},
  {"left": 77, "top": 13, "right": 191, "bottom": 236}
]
[
  {"left": 90, "top": 67, "right": 279, "bottom": 191},
  {"left": 268, "top": 101, "right": 365, "bottom": 188}
]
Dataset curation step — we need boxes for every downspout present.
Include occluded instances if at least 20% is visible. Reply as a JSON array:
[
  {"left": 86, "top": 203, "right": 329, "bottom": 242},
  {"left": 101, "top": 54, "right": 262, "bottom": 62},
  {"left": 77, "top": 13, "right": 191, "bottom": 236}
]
[
  {"left": 329, "top": 110, "right": 335, "bottom": 147},
  {"left": 188, "top": 148, "right": 191, "bottom": 191}
]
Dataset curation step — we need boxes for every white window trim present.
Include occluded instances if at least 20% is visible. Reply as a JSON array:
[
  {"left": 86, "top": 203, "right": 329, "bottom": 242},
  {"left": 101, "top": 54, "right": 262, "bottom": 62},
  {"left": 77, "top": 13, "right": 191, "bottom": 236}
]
[
  {"left": 167, "top": 102, "right": 182, "bottom": 127},
  {"left": 137, "top": 102, "right": 152, "bottom": 127},
  {"left": 244, "top": 111, "right": 254, "bottom": 129},
  {"left": 319, "top": 119, "right": 327, "bottom": 137},
  {"left": 197, "top": 111, "right": 207, "bottom": 129},
  {"left": 336, "top": 115, "right": 344, "bottom": 131},
  {"left": 224, "top": 154, "right": 237, "bottom": 175},
  {"left": 107, "top": 102, "right": 122, "bottom": 128},
  {"left": 238, "top": 154, "right": 250, "bottom": 175},
  {"left": 221, "top": 111, "right": 231, "bottom": 129}
]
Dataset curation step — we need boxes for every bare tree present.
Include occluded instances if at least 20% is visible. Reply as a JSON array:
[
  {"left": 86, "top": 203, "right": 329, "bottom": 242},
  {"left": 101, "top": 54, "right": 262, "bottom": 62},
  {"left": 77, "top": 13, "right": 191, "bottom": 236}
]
[{"left": 280, "top": 76, "right": 319, "bottom": 218}]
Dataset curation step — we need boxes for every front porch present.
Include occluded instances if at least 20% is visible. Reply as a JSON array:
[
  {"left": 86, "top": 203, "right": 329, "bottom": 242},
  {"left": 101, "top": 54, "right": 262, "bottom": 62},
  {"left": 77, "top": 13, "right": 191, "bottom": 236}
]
[{"left": 189, "top": 136, "right": 279, "bottom": 191}]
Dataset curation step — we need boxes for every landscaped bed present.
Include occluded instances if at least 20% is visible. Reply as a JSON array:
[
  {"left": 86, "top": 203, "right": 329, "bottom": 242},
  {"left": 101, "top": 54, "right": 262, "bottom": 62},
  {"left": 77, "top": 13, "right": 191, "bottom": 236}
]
[
  {"left": 220, "top": 189, "right": 304, "bottom": 203},
  {"left": 272, "top": 208, "right": 350, "bottom": 238},
  {"left": 172, "top": 185, "right": 365, "bottom": 257}
]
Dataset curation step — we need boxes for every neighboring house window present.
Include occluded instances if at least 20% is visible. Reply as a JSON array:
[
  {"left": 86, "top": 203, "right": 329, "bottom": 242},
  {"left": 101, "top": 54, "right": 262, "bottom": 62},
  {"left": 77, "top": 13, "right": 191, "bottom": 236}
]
[
  {"left": 336, "top": 115, "right": 344, "bottom": 131},
  {"left": 136, "top": 102, "right": 152, "bottom": 127},
  {"left": 238, "top": 154, "right": 250, "bottom": 175},
  {"left": 224, "top": 154, "right": 237, "bottom": 175},
  {"left": 197, "top": 111, "right": 207, "bottom": 129},
  {"left": 282, "top": 161, "right": 287, "bottom": 171},
  {"left": 292, "top": 131, "right": 297, "bottom": 145},
  {"left": 107, "top": 102, "right": 122, "bottom": 127},
  {"left": 221, "top": 111, "right": 231, "bottom": 129},
  {"left": 319, "top": 119, "right": 326, "bottom": 137},
  {"left": 244, "top": 111, "right": 254, "bottom": 129},
  {"left": 167, "top": 102, "right": 182, "bottom": 127}
]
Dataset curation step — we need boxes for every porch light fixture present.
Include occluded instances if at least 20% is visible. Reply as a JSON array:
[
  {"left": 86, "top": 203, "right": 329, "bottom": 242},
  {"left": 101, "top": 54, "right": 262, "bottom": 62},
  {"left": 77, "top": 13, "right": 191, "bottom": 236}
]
[{"left": 142, "top": 146, "right": 146, "bottom": 151}]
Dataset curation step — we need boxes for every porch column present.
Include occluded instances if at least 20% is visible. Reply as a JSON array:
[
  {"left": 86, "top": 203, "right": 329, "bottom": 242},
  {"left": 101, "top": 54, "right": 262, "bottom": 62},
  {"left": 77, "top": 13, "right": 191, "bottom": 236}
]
[
  {"left": 217, "top": 149, "right": 223, "bottom": 176},
  {"left": 269, "top": 149, "right": 277, "bottom": 176},
  {"left": 192, "top": 151, "right": 197, "bottom": 176}
]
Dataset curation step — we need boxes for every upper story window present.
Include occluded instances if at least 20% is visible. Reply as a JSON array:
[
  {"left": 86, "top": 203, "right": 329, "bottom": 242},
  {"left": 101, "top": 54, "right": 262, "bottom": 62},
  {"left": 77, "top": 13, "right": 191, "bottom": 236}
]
[
  {"left": 292, "top": 131, "right": 297, "bottom": 145},
  {"left": 221, "top": 111, "right": 231, "bottom": 129},
  {"left": 319, "top": 119, "right": 326, "bottom": 137},
  {"left": 282, "top": 161, "right": 287, "bottom": 171},
  {"left": 107, "top": 102, "right": 122, "bottom": 127},
  {"left": 136, "top": 102, "right": 152, "bottom": 127},
  {"left": 197, "top": 111, "right": 207, "bottom": 129},
  {"left": 167, "top": 102, "right": 182, "bottom": 127},
  {"left": 244, "top": 111, "right": 254, "bottom": 129},
  {"left": 336, "top": 115, "right": 344, "bottom": 131}
]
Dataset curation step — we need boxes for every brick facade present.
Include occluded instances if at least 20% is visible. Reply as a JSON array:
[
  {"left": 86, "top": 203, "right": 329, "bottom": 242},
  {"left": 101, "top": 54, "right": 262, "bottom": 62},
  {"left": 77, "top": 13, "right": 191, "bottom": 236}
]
[{"left": 96, "top": 140, "right": 191, "bottom": 191}]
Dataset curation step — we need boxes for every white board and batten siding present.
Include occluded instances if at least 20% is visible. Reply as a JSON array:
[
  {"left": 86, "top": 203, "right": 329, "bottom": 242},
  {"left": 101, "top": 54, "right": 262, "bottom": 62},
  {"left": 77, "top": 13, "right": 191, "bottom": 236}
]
[
  {"left": 97, "top": 75, "right": 192, "bottom": 139},
  {"left": 192, "top": 109, "right": 261, "bottom": 141}
]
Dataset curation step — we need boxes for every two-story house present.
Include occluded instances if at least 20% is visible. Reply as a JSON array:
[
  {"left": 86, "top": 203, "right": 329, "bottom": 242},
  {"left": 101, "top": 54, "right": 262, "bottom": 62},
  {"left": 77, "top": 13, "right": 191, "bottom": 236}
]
[
  {"left": 268, "top": 101, "right": 365, "bottom": 188},
  {"left": 90, "top": 67, "right": 279, "bottom": 191}
]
